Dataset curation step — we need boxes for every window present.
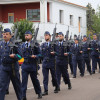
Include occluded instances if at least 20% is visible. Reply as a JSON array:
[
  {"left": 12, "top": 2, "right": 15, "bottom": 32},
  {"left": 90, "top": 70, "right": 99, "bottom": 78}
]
[
  {"left": 8, "top": 13, "right": 14, "bottom": 23},
  {"left": 27, "top": 9, "right": 40, "bottom": 21},
  {"left": 59, "top": 10, "right": 64, "bottom": 24},
  {"left": 78, "top": 17, "right": 82, "bottom": 27},
  {"left": 70, "top": 15, "right": 73, "bottom": 26}
]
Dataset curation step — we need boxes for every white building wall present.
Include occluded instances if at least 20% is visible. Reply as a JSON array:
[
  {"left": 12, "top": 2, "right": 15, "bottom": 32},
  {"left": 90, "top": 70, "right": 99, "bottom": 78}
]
[
  {"left": 2, "top": 1, "right": 87, "bottom": 43},
  {"left": 50, "top": 1, "right": 87, "bottom": 37}
]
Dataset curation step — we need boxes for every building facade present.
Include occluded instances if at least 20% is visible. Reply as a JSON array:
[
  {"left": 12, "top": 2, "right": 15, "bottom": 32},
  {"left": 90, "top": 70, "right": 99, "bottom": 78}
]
[{"left": 0, "top": 0, "right": 87, "bottom": 41}]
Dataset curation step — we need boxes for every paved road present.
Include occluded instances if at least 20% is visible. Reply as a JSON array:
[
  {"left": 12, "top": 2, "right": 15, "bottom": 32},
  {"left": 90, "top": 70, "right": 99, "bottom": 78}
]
[{"left": 5, "top": 64, "right": 100, "bottom": 100}]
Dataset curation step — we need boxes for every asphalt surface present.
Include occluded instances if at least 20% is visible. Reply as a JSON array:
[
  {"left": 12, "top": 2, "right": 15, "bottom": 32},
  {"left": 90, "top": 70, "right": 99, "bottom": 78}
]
[{"left": 5, "top": 64, "right": 100, "bottom": 100}]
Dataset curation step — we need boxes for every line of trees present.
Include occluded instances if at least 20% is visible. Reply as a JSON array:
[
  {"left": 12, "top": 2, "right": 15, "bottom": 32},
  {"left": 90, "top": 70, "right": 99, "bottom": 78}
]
[{"left": 87, "top": 3, "right": 100, "bottom": 37}]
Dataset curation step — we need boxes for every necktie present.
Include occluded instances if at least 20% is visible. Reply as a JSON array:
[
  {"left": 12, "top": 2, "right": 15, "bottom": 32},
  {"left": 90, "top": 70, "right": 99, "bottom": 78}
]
[
  {"left": 75, "top": 44, "right": 77, "bottom": 48},
  {"left": 5, "top": 42, "right": 7, "bottom": 46},
  {"left": 46, "top": 43, "right": 48, "bottom": 47},
  {"left": 26, "top": 43, "right": 28, "bottom": 48},
  {"left": 60, "top": 42, "right": 61, "bottom": 46}
]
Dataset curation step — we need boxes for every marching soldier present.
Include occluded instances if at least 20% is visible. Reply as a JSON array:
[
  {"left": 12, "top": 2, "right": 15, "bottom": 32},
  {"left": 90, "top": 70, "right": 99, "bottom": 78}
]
[
  {"left": 21, "top": 31, "right": 42, "bottom": 100},
  {"left": 82, "top": 35, "right": 92, "bottom": 75},
  {"left": 41, "top": 31, "right": 59, "bottom": 96},
  {"left": 90, "top": 33, "right": 100, "bottom": 74},
  {"left": 71, "top": 38, "right": 84, "bottom": 78},
  {"left": 55, "top": 32, "right": 72, "bottom": 90},
  {"left": 0, "top": 28, "right": 22, "bottom": 100}
]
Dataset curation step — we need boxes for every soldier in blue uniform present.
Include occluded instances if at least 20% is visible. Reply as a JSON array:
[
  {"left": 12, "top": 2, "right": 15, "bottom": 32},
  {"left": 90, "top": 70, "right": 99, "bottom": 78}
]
[
  {"left": 21, "top": 31, "right": 42, "bottom": 100},
  {"left": 0, "top": 28, "right": 22, "bottom": 100},
  {"left": 55, "top": 32, "right": 72, "bottom": 90},
  {"left": 90, "top": 33, "right": 100, "bottom": 74},
  {"left": 82, "top": 35, "right": 92, "bottom": 75},
  {"left": 0, "top": 34, "right": 10, "bottom": 95},
  {"left": 71, "top": 38, "right": 84, "bottom": 78},
  {"left": 41, "top": 31, "right": 59, "bottom": 96}
]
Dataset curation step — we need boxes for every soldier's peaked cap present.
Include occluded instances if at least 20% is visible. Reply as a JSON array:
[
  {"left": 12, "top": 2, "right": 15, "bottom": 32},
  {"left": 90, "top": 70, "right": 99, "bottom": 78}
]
[
  {"left": 4, "top": 28, "right": 11, "bottom": 34},
  {"left": 93, "top": 33, "right": 97, "bottom": 35},
  {"left": 44, "top": 31, "right": 50, "bottom": 35},
  {"left": 25, "top": 30, "right": 32, "bottom": 35},
  {"left": 83, "top": 35, "right": 87, "bottom": 38},
  {"left": 58, "top": 32, "right": 64, "bottom": 36}
]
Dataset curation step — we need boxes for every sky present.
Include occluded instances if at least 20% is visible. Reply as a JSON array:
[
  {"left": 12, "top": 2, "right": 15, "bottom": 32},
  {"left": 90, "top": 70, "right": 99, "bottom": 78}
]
[{"left": 65, "top": 0, "right": 100, "bottom": 10}]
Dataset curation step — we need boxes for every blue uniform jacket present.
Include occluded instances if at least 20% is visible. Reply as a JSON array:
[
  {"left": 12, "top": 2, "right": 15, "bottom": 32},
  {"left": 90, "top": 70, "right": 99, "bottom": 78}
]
[
  {"left": 90, "top": 40, "right": 99, "bottom": 56},
  {"left": 82, "top": 41, "right": 90, "bottom": 58},
  {"left": 21, "top": 41, "right": 40, "bottom": 71},
  {"left": 41, "top": 42, "right": 55, "bottom": 68},
  {"left": 55, "top": 41, "right": 69, "bottom": 65},
  {"left": 0, "top": 40, "right": 22, "bottom": 71},
  {"left": 70, "top": 43, "right": 83, "bottom": 60}
]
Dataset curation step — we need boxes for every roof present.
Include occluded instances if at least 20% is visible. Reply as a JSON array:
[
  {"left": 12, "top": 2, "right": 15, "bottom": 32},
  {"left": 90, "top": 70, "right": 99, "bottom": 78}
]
[
  {"left": 0, "top": 0, "right": 87, "bottom": 9},
  {"left": 58, "top": 0, "right": 87, "bottom": 9},
  {"left": 0, "top": 0, "right": 40, "bottom": 4}
]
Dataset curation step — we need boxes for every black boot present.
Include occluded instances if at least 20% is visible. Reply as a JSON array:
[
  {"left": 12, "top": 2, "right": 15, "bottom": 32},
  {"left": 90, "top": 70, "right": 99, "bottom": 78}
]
[
  {"left": 73, "top": 75, "right": 76, "bottom": 78},
  {"left": 58, "top": 86, "right": 60, "bottom": 91},
  {"left": 80, "top": 74, "right": 84, "bottom": 77},
  {"left": 92, "top": 71, "right": 95, "bottom": 74},
  {"left": 38, "top": 93, "right": 42, "bottom": 99},
  {"left": 54, "top": 86, "right": 59, "bottom": 93},
  {"left": 89, "top": 72, "right": 92, "bottom": 75},
  {"left": 42, "top": 91, "right": 48, "bottom": 96},
  {"left": 68, "top": 83, "right": 72, "bottom": 90},
  {"left": 22, "top": 97, "right": 27, "bottom": 100}
]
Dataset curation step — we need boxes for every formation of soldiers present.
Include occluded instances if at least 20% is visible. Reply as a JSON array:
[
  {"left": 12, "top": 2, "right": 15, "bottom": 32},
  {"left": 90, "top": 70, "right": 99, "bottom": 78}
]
[{"left": 0, "top": 26, "right": 100, "bottom": 100}]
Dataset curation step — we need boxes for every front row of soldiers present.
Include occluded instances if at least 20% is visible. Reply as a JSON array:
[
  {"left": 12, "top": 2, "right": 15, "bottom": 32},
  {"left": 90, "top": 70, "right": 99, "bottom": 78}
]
[{"left": 0, "top": 28, "right": 100, "bottom": 100}]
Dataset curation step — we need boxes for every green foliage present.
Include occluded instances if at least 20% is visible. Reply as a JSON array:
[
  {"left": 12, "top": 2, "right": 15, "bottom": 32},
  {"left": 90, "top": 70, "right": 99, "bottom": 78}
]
[
  {"left": 92, "top": 14, "right": 100, "bottom": 34},
  {"left": 0, "top": 24, "right": 3, "bottom": 31},
  {"left": 87, "top": 29, "right": 95, "bottom": 39},
  {"left": 86, "top": 3, "right": 100, "bottom": 39},
  {"left": 86, "top": 3, "right": 95, "bottom": 31},
  {"left": 12, "top": 19, "right": 34, "bottom": 42}
]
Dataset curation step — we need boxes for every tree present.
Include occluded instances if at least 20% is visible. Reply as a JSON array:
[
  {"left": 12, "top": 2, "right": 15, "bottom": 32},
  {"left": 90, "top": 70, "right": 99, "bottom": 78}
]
[
  {"left": 86, "top": 3, "right": 100, "bottom": 39},
  {"left": 96, "top": 5, "right": 100, "bottom": 18},
  {"left": 91, "top": 6, "right": 100, "bottom": 37},
  {"left": 92, "top": 14, "right": 100, "bottom": 33},
  {"left": 12, "top": 19, "right": 34, "bottom": 42},
  {"left": 86, "top": 3, "right": 95, "bottom": 31}
]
